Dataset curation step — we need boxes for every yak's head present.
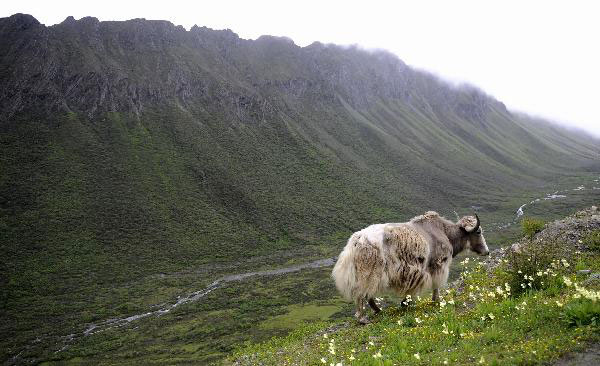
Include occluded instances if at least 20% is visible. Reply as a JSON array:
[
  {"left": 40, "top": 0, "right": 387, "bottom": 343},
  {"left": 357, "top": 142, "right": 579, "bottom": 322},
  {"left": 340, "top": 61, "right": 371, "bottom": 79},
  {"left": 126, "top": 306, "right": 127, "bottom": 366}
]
[{"left": 459, "top": 214, "right": 489, "bottom": 256}]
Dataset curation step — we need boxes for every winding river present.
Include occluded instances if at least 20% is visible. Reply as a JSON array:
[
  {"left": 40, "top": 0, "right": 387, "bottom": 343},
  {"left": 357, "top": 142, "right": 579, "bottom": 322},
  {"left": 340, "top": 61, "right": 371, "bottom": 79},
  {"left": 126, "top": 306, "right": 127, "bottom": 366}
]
[
  {"left": 490, "top": 181, "right": 599, "bottom": 231},
  {"left": 82, "top": 257, "right": 336, "bottom": 336}
]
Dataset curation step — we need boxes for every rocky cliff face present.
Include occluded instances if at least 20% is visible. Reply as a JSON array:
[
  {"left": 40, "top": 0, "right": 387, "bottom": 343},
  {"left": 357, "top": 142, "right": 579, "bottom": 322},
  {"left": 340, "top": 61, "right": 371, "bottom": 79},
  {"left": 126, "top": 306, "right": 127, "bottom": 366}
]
[{"left": 0, "top": 13, "right": 505, "bottom": 124}]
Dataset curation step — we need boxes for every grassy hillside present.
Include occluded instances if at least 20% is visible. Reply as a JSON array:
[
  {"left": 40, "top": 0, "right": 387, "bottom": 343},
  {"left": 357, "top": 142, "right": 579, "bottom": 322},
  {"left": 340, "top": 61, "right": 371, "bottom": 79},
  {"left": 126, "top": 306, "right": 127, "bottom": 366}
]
[
  {"left": 0, "top": 13, "right": 599, "bottom": 364},
  {"left": 230, "top": 208, "right": 600, "bottom": 366}
]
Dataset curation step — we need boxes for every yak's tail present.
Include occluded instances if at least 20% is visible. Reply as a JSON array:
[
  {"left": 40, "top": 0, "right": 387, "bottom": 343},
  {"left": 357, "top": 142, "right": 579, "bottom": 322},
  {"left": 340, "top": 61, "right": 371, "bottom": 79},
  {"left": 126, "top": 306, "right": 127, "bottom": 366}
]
[{"left": 332, "top": 234, "right": 359, "bottom": 301}]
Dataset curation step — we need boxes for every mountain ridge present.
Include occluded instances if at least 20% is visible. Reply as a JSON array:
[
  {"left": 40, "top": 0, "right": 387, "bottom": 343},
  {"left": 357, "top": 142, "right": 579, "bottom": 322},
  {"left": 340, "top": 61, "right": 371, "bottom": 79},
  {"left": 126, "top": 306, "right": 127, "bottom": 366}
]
[{"left": 0, "top": 13, "right": 511, "bottom": 121}]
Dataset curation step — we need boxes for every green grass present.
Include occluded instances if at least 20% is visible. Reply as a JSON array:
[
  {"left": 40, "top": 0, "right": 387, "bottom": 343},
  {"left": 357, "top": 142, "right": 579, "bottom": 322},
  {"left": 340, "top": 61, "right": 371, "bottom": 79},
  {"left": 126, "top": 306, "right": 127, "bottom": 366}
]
[
  {"left": 583, "top": 230, "right": 600, "bottom": 252},
  {"left": 521, "top": 217, "right": 546, "bottom": 240},
  {"left": 24, "top": 267, "right": 351, "bottom": 365},
  {"left": 260, "top": 302, "right": 346, "bottom": 330},
  {"left": 231, "top": 244, "right": 600, "bottom": 365}
]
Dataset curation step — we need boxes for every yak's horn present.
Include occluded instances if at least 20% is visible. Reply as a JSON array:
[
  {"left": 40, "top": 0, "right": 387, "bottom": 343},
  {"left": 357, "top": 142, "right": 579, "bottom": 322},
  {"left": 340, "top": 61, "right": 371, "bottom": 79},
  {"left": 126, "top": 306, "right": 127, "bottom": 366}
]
[{"left": 468, "top": 214, "right": 481, "bottom": 233}]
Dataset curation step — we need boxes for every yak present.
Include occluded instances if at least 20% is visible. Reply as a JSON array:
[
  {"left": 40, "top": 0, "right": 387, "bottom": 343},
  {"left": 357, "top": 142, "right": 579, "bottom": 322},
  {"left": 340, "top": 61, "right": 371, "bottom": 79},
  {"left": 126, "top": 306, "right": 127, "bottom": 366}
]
[{"left": 332, "top": 211, "right": 489, "bottom": 324}]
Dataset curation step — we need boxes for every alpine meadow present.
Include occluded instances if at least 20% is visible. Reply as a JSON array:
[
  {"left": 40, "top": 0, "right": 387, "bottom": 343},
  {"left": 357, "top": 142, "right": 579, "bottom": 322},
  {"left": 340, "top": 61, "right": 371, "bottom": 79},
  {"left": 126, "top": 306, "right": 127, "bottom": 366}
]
[{"left": 1, "top": 13, "right": 599, "bottom": 365}]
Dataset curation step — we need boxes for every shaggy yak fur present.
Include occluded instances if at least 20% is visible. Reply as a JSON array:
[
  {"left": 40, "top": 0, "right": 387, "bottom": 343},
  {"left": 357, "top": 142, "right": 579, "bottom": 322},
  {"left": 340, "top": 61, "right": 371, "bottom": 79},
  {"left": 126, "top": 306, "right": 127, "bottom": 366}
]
[{"left": 332, "top": 211, "right": 489, "bottom": 324}]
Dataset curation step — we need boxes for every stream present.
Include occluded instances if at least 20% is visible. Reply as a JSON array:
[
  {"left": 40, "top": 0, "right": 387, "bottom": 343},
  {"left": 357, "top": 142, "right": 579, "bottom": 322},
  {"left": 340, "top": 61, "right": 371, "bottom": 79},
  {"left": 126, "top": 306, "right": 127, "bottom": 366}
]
[
  {"left": 490, "top": 180, "right": 599, "bottom": 231},
  {"left": 82, "top": 257, "right": 336, "bottom": 336}
]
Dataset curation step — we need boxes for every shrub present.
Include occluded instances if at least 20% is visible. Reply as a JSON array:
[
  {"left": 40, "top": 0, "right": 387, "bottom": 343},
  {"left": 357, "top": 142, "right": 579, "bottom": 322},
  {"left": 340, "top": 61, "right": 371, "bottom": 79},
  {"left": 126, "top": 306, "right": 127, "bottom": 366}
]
[
  {"left": 583, "top": 230, "right": 600, "bottom": 252},
  {"left": 503, "top": 239, "right": 573, "bottom": 297},
  {"left": 563, "top": 299, "right": 600, "bottom": 327},
  {"left": 521, "top": 217, "right": 545, "bottom": 240}
]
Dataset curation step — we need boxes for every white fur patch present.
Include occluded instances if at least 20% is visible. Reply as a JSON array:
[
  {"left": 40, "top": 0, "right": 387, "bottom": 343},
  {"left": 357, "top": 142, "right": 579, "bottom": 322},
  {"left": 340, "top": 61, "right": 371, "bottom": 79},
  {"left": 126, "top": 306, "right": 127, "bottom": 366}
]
[{"left": 357, "top": 224, "right": 387, "bottom": 244}]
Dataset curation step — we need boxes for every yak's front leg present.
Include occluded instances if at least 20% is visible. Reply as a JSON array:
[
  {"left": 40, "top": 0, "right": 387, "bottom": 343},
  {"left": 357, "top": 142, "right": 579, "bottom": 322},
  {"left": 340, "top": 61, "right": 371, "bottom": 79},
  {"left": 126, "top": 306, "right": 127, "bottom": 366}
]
[
  {"left": 432, "top": 288, "right": 440, "bottom": 302},
  {"left": 368, "top": 298, "right": 381, "bottom": 314},
  {"left": 354, "top": 297, "right": 370, "bottom": 324}
]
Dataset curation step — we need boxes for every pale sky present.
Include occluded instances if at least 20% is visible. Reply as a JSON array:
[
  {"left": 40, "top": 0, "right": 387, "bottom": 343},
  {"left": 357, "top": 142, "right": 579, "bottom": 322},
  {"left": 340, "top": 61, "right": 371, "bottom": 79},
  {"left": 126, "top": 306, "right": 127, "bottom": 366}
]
[{"left": 3, "top": 0, "right": 599, "bottom": 137}]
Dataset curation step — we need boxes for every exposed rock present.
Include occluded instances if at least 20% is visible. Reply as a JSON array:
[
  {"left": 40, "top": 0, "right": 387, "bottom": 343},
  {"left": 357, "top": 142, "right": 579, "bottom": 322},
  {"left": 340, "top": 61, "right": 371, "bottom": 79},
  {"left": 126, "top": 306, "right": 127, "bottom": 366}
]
[
  {"left": 501, "top": 206, "right": 600, "bottom": 257},
  {"left": 583, "top": 273, "right": 600, "bottom": 287},
  {"left": 0, "top": 13, "right": 506, "bottom": 124},
  {"left": 553, "top": 343, "right": 600, "bottom": 366}
]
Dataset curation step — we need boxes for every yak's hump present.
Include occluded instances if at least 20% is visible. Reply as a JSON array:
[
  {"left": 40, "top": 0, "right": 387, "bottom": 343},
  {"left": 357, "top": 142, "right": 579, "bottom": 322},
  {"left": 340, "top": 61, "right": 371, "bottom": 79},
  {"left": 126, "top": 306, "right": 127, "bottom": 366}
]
[{"left": 410, "top": 211, "right": 441, "bottom": 223}]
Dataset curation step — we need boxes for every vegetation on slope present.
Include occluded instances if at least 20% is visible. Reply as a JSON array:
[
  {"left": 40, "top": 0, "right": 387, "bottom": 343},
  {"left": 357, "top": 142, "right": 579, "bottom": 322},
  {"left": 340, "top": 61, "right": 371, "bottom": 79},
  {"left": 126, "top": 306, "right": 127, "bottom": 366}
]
[
  {"left": 231, "top": 207, "right": 600, "bottom": 365},
  {"left": 1, "top": 13, "right": 599, "bottom": 364}
]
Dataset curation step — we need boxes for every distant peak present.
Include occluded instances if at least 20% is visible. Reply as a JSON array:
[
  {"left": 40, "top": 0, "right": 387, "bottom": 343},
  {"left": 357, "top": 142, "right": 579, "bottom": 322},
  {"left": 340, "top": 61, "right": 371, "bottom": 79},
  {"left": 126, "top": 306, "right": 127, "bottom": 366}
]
[
  {"left": 62, "top": 16, "right": 76, "bottom": 24},
  {"left": 256, "top": 35, "right": 296, "bottom": 46},
  {"left": 58, "top": 15, "right": 98, "bottom": 26},
  {"left": 305, "top": 41, "right": 325, "bottom": 48},
  {"left": 4, "top": 13, "right": 40, "bottom": 29},
  {"left": 190, "top": 25, "right": 239, "bottom": 41},
  {"left": 80, "top": 16, "right": 100, "bottom": 24}
]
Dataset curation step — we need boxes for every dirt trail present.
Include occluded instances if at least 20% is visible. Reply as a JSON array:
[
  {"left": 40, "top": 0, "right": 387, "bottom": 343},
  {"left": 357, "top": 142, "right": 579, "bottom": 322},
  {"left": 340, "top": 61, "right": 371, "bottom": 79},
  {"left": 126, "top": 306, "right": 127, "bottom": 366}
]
[{"left": 554, "top": 344, "right": 600, "bottom": 366}]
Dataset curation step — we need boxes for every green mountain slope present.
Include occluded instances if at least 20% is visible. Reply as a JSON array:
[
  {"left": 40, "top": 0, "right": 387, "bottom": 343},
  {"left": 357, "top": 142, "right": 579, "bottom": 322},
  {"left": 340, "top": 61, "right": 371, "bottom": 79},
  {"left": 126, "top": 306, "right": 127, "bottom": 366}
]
[{"left": 0, "top": 13, "right": 599, "bottom": 364}]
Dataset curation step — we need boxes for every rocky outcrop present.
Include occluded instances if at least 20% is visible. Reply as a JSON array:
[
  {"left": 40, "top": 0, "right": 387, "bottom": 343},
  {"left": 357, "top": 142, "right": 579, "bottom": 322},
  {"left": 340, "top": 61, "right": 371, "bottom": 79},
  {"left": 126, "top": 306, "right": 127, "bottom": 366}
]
[{"left": 483, "top": 206, "right": 600, "bottom": 272}]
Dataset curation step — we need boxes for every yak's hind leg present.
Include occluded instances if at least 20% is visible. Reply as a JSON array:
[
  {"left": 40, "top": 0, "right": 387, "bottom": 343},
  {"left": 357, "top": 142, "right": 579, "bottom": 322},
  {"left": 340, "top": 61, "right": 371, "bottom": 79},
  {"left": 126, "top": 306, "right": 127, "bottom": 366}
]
[
  {"left": 353, "top": 241, "right": 384, "bottom": 324},
  {"left": 368, "top": 298, "right": 381, "bottom": 314}
]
